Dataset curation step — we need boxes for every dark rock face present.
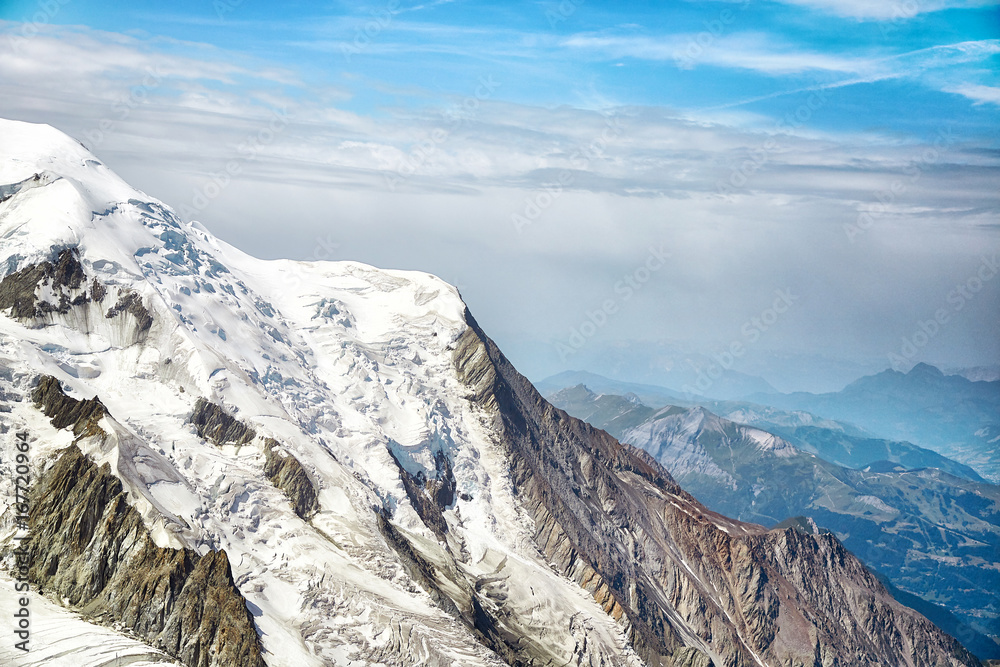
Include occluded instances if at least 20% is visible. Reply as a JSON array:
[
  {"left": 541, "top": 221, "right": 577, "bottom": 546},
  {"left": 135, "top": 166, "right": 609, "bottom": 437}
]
[
  {"left": 386, "top": 442, "right": 458, "bottom": 543},
  {"left": 191, "top": 400, "right": 319, "bottom": 520},
  {"left": 612, "top": 405, "right": 1000, "bottom": 659},
  {"left": 428, "top": 449, "right": 457, "bottom": 509},
  {"left": 27, "top": 376, "right": 265, "bottom": 666},
  {"left": 0, "top": 248, "right": 90, "bottom": 318},
  {"left": 389, "top": 449, "right": 451, "bottom": 541},
  {"left": 0, "top": 248, "right": 151, "bottom": 342},
  {"left": 376, "top": 508, "right": 545, "bottom": 666},
  {"left": 32, "top": 374, "right": 108, "bottom": 437},
  {"left": 263, "top": 438, "right": 320, "bottom": 520},
  {"left": 105, "top": 288, "right": 153, "bottom": 334},
  {"left": 453, "top": 310, "right": 982, "bottom": 667},
  {"left": 189, "top": 398, "right": 257, "bottom": 446},
  {"left": 27, "top": 445, "right": 265, "bottom": 667}
]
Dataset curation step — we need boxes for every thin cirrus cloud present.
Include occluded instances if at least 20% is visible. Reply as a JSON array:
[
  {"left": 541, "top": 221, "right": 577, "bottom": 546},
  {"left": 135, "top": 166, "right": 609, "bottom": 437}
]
[
  {"left": 0, "top": 22, "right": 996, "bottom": 205},
  {"left": 562, "top": 32, "right": 1000, "bottom": 113},
  {"left": 562, "top": 32, "right": 1000, "bottom": 77},
  {"left": 772, "top": 0, "right": 1000, "bottom": 20},
  {"left": 562, "top": 33, "right": 867, "bottom": 74}
]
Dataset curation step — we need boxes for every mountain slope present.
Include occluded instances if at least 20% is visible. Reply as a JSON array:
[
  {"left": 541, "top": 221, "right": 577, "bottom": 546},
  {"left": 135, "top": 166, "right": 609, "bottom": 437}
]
[
  {"left": 0, "top": 573, "right": 178, "bottom": 667},
  {"left": 558, "top": 396, "right": 999, "bottom": 659},
  {"left": 0, "top": 119, "right": 983, "bottom": 667},
  {"left": 540, "top": 384, "right": 657, "bottom": 436}
]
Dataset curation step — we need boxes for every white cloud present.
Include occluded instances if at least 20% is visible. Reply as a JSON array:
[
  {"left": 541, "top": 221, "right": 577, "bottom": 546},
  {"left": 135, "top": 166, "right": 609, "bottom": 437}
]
[
  {"left": 1, "top": 22, "right": 995, "bottom": 202},
  {"left": 563, "top": 32, "right": 1000, "bottom": 115},
  {"left": 946, "top": 83, "right": 1000, "bottom": 106}
]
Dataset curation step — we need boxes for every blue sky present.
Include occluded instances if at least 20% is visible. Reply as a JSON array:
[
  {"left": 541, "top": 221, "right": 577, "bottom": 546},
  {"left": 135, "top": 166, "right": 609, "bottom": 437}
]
[
  {"left": 5, "top": 0, "right": 998, "bottom": 132},
  {"left": 1, "top": 0, "right": 998, "bottom": 390}
]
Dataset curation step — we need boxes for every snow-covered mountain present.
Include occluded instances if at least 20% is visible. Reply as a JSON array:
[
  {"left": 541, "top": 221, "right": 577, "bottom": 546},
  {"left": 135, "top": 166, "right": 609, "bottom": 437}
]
[{"left": 0, "top": 119, "right": 984, "bottom": 667}]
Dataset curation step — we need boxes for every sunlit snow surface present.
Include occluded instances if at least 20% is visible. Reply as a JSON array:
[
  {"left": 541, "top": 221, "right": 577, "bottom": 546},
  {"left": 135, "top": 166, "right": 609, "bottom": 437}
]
[
  {"left": 0, "top": 575, "right": 177, "bottom": 667},
  {"left": 0, "top": 120, "right": 644, "bottom": 666}
]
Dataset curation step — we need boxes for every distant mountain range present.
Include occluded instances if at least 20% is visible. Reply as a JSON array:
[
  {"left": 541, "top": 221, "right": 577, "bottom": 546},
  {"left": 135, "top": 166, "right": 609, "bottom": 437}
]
[
  {"left": 539, "top": 370, "right": 987, "bottom": 483},
  {"left": 745, "top": 362, "right": 1000, "bottom": 482},
  {"left": 523, "top": 339, "right": 892, "bottom": 395},
  {"left": 947, "top": 365, "right": 1000, "bottom": 383},
  {"left": 547, "top": 384, "right": 1000, "bottom": 660},
  {"left": 682, "top": 401, "right": 987, "bottom": 483},
  {"left": 534, "top": 370, "right": 685, "bottom": 406}
]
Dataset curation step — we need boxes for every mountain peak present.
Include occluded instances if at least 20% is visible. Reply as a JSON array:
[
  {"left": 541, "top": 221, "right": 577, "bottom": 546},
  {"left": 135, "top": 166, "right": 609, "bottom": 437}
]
[
  {"left": 0, "top": 118, "right": 182, "bottom": 279},
  {"left": 0, "top": 118, "right": 134, "bottom": 203},
  {"left": 551, "top": 383, "right": 597, "bottom": 400},
  {"left": 0, "top": 119, "right": 91, "bottom": 166},
  {"left": 908, "top": 362, "right": 944, "bottom": 377}
]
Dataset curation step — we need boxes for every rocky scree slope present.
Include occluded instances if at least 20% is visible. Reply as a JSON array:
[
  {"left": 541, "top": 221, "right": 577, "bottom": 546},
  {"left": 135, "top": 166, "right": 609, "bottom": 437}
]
[{"left": 546, "top": 386, "right": 1000, "bottom": 659}]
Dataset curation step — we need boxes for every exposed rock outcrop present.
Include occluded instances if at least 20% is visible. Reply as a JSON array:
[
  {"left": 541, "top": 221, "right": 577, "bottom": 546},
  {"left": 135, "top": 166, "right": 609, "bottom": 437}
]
[
  {"left": 453, "top": 309, "right": 982, "bottom": 667},
  {"left": 388, "top": 448, "right": 451, "bottom": 541},
  {"left": 263, "top": 437, "right": 320, "bottom": 519},
  {"left": 189, "top": 398, "right": 257, "bottom": 446},
  {"left": 0, "top": 248, "right": 91, "bottom": 318},
  {"left": 190, "top": 399, "right": 320, "bottom": 520},
  {"left": 32, "top": 374, "right": 107, "bottom": 437},
  {"left": 375, "top": 510, "right": 557, "bottom": 667},
  {"left": 24, "top": 377, "right": 265, "bottom": 666},
  {"left": 27, "top": 445, "right": 265, "bottom": 667},
  {"left": 0, "top": 248, "right": 152, "bottom": 343},
  {"left": 105, "top": 288, "right": 153, "bottom": 334}
]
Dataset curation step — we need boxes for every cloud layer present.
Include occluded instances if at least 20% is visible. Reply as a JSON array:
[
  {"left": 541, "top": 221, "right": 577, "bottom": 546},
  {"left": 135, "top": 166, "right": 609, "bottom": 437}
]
[{"left": 0, "top": 10, "right": 997, "bottom": 386}]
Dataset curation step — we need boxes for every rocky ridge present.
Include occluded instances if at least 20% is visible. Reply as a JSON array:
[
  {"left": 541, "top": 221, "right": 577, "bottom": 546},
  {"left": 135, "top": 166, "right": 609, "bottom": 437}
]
[
  {"left": 26, "top": 378, "right": 264, "bottom": 667},
  {"left": 456, "top": 313, "right": 982, "bottom": 667}
]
